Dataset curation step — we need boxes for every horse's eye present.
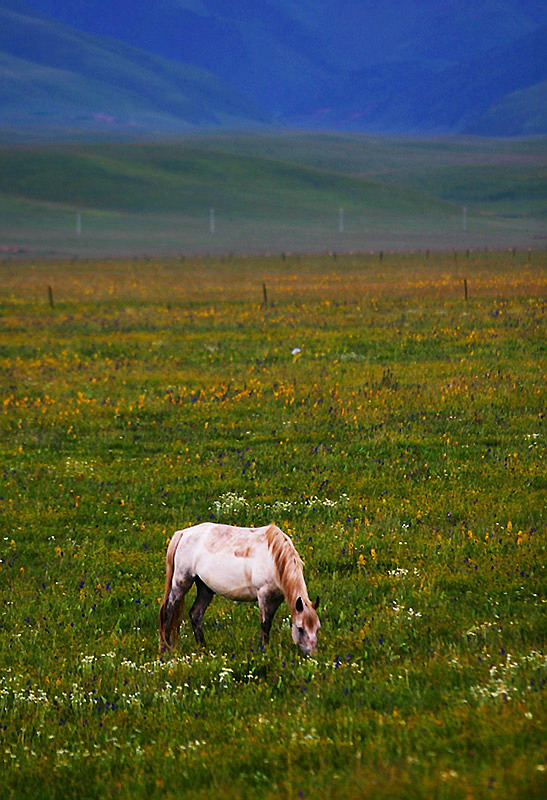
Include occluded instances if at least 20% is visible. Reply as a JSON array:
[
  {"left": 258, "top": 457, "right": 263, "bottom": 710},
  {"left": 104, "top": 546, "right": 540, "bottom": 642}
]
[{"left": 297, "top": 626, "right": 304, "bottom": 635}]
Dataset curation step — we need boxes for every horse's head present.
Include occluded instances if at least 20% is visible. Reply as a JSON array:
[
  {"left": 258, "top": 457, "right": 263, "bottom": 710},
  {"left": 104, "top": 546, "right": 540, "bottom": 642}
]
[{"left": 292, "top": 596, "right": 321, "bottom": 656}]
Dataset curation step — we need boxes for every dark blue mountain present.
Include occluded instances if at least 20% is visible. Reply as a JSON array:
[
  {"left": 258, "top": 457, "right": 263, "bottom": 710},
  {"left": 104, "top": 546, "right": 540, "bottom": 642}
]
[
  {"left": 0, "top": 0, "right": 268, "bottom": 137},
  {"left": 6, "top": 0, "right": 547, "bottom": 134}
]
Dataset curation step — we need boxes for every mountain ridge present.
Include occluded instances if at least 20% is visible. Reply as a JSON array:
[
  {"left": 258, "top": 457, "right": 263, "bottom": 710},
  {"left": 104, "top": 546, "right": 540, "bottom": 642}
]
[
  {"left": 0, "top": 1, "right": 269, "bottom": 138},
  {"left": 2, "top": 0, "right": 547, "bottom": 136}
]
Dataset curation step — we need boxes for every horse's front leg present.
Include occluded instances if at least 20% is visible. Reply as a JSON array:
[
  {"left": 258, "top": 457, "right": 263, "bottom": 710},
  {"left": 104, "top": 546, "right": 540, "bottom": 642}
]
[
  {"left": 189, "top": 577, "right": 215, "bottom": 646},
  {"left": 258, "top": 591, "right": 283, "bottom": 646}
]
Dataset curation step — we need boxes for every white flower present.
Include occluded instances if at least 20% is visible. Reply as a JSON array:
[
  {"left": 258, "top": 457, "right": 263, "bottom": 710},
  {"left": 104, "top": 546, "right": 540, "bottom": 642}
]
[{"left": 211, "top": 492, "right": 249, "bottom": 519}]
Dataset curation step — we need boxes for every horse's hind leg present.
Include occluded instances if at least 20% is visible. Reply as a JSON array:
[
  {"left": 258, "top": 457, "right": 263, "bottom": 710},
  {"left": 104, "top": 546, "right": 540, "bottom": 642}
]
[
  {"left": 189, "top": 577, "right": 215, "bottom": 646},
  {"left": 161, "top": 576, "right": 193, "bottom": 650}
]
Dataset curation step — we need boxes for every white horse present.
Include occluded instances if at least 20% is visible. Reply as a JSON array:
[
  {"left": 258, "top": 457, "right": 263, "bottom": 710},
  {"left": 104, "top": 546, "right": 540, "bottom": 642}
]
[{"left": 159, "top": 523, "right": 320, "bottom": 655}]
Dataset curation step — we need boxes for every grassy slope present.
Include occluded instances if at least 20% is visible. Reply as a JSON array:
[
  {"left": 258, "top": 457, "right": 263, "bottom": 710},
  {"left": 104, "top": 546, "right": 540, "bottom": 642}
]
[
  {"left": 0, "top": 134, "right": 544, "bottom": 255},
  {"left": 0, "top": 4, "right": 266, "bottom": 129},
  {"left": 177, "top": 132, "right": 547, "bottom": 216},
  {"left": 0, "top": 144, "right": 453, "bottom": 216},
  {"left": 467, "top": 80, "right": 547, "bottom": 137}
]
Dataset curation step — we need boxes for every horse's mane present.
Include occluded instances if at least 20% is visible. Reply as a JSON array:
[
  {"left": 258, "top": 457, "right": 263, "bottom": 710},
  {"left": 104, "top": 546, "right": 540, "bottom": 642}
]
[{"left": 266, "top": 525, "right": 306, "bottom": 603}]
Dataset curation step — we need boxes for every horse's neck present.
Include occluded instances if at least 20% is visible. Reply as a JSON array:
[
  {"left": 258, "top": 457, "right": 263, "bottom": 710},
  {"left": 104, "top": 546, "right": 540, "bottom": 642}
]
[
  {"left": 266, "top": 525, "right": 308, "bottom": 612},
  {"left": 284, "top": 577, "right": 309, "bottom": 614}
]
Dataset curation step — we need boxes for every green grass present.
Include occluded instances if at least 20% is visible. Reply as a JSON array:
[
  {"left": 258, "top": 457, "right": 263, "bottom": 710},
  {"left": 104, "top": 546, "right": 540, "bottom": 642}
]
[
  {"left": 0, "top": 134, "right": 545, "bottom": 256},
  {"left": 0, "top": 143, "right": 454, "bottom": 216},
  {"left": 177, "top": 132, "right": 547, "bottom": 215},
  {"left": 0, "top": 252, "right": 545, "bottom": 799}
]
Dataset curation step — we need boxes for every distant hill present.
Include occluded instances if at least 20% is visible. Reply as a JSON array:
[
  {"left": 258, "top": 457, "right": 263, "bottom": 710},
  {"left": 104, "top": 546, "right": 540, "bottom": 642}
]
[
  {"left": 16, "top": 0, "right": 547, "bottom": 135},
  {"left": 298, "top": 24, "right": 547, "bottom": 133},
  {"left": 0, "top": 141, "right": 455, "bottom": 219},
  {"left": 0, "top": 135, "right": 544, "bottom": 256},
  {"left": 465, "top": 80, "right": 547, "bottom": 136},
  {"left": 0, "top": 1, "right": 268, "bottom": 138}
]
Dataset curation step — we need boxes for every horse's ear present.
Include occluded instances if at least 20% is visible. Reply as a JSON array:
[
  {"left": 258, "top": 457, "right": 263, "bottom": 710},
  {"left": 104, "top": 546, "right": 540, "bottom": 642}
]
[
  {"left": 312, "top": 596, "right": 320, "bottom": 610},
  {"left": 296, "top": 597, "right": 304, "bottom": 613}
]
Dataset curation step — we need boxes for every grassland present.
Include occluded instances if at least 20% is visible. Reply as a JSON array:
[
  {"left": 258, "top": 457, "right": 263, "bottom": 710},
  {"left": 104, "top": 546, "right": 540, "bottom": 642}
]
[
  {"left": 0, "top": 251, "right": 545, "bottom": 799},
  {"left": 0, "top": 133, "right": 545, "bottom": 257}
]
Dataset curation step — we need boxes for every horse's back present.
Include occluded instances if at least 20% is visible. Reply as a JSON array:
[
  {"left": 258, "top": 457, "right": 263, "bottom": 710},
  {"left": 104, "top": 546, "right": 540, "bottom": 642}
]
[
  {"left": 177, "top": 522, "right": 271, "bottom": 551},
  {"left": 172, "top": 523, "right": 278, "bottom": 601}
]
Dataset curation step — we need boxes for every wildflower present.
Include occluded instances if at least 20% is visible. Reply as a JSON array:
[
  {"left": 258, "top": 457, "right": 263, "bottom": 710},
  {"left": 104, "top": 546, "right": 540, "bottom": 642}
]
[{"left": 210, "top": 492, "right": 249, "bottom": 519}]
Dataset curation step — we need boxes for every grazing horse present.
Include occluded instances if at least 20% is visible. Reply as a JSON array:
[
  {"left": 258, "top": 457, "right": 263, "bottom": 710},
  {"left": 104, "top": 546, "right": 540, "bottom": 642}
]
[{"left": 159, "top": 523, "right": 320, "bottom": 655}]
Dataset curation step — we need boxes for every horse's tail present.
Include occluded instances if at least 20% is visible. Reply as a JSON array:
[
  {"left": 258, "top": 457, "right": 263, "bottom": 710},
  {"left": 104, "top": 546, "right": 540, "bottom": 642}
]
[{"left": 159, "top": 529, "right": 185, "bottom": 651}]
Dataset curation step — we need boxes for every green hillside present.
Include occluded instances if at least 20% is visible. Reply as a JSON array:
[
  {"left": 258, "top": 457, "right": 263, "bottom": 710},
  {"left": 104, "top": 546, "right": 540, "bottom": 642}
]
[
  {"left": 0, "top": 144, "right": 455, "bottom": 218},
  {"left": 467, "top": 81, "right": 547, "bottom": 137},
  {"left": 0, "top": 135, "right": 544, "bottom": 256},
  {"left": 176, "top": 132, "right": 547, "bottom": 218},
  {"left": 0, "top": 3, "right": 266, "bottom": 135}
]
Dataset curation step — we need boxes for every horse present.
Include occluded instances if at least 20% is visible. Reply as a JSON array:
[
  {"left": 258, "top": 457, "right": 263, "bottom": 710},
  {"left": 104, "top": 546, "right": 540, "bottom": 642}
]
[{"left": 159, "top": 523, "right": 320, "bottom": 656}]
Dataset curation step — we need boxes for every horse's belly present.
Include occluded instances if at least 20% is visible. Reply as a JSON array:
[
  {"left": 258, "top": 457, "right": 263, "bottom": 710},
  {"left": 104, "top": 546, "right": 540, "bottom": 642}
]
[{"left": 196, "top": 555, "right": 260, "bottom": 601}]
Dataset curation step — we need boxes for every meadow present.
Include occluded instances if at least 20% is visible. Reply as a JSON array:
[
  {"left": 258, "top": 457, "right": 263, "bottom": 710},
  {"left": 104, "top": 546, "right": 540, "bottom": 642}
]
[
  {"left": 0, "top": 251, "right": 545, "bottom": 799},
  {"left": 1, "top": 133, "right": 545, "bottom": 257}
]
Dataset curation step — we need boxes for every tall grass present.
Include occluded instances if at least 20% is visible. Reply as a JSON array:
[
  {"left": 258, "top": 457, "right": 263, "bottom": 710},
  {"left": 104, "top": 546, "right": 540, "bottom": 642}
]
[{"left": 0, "top": 252, "right": 545, "bottom": 799}]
